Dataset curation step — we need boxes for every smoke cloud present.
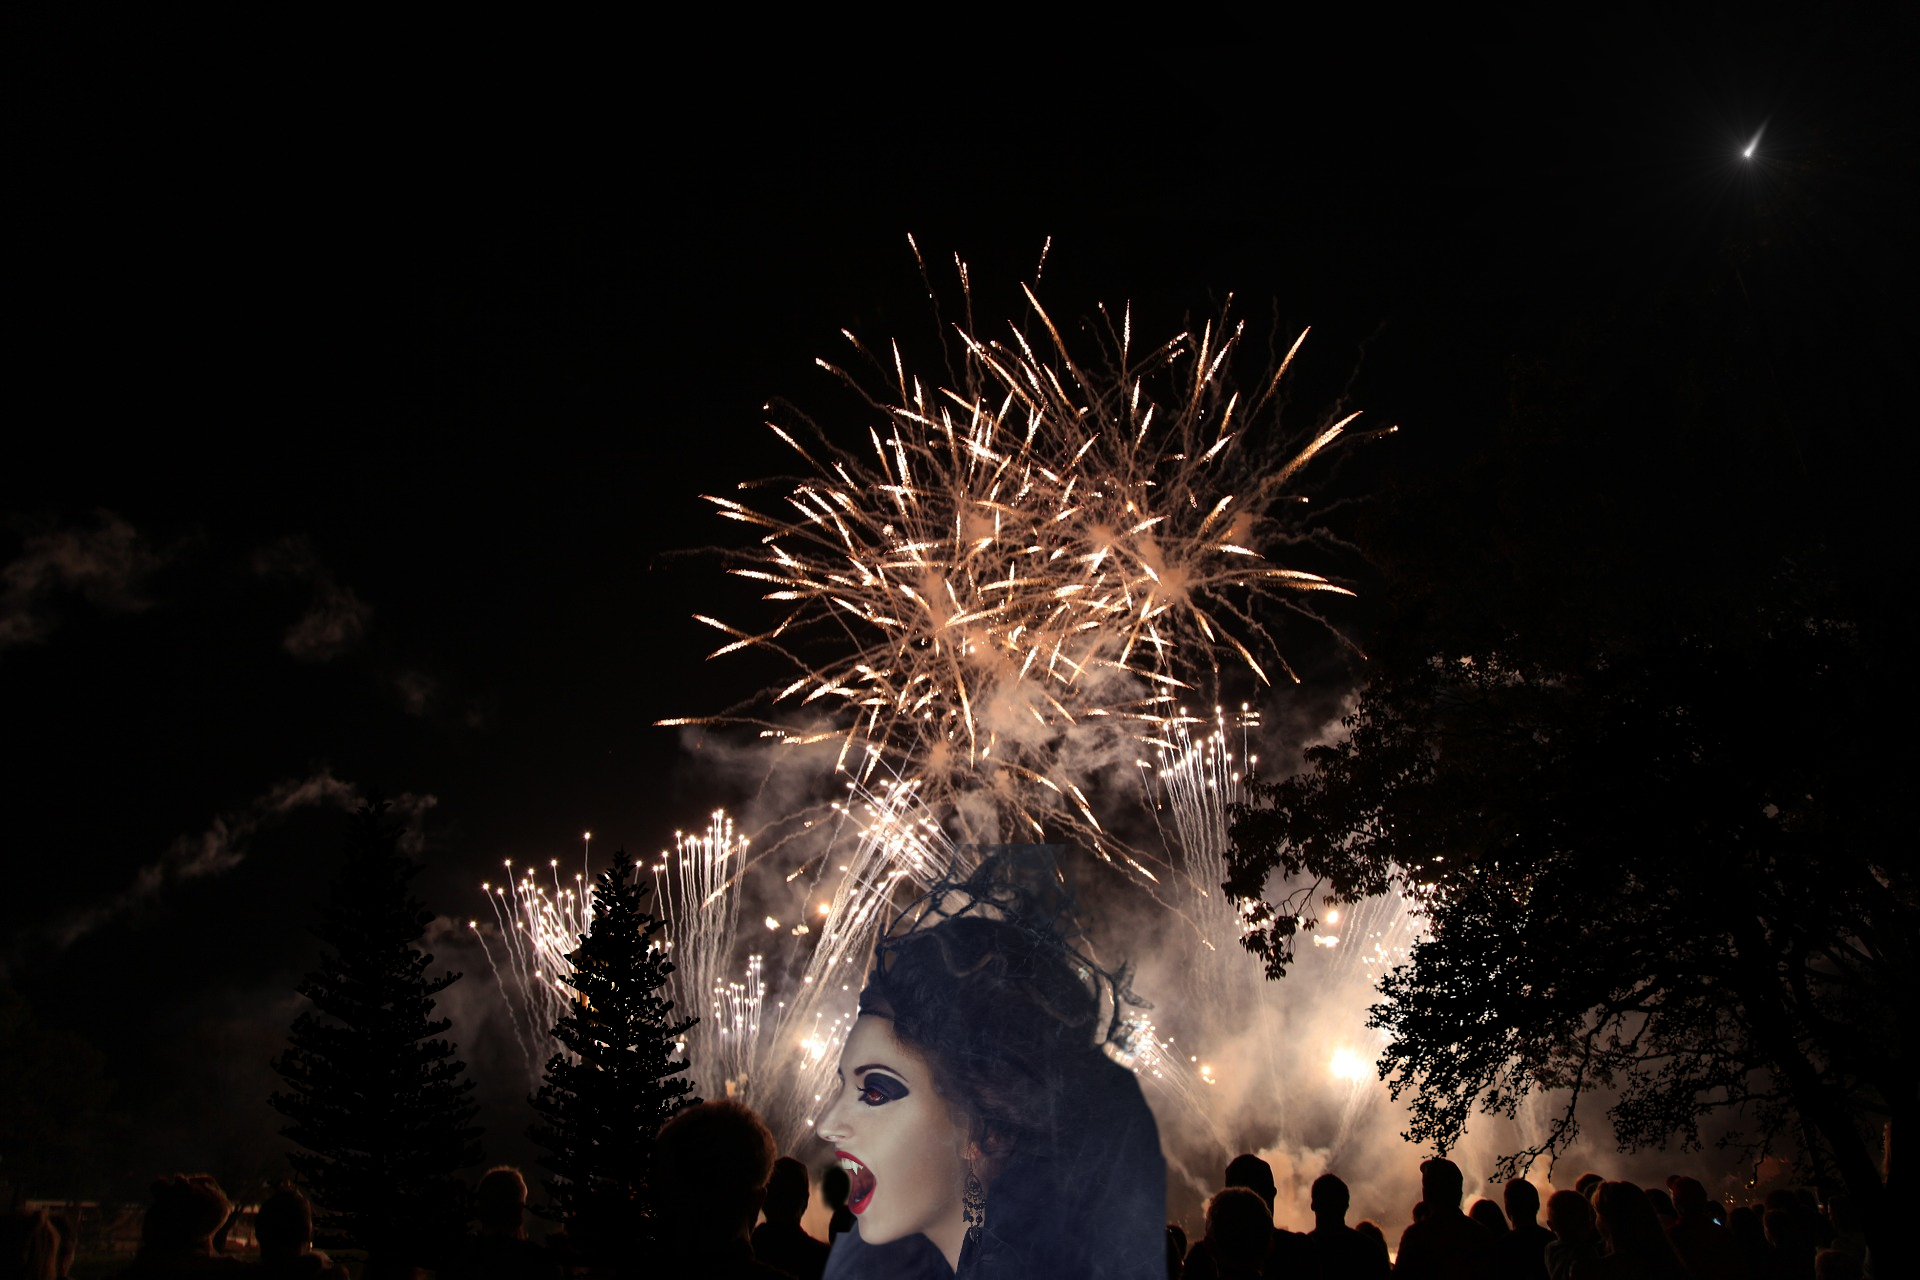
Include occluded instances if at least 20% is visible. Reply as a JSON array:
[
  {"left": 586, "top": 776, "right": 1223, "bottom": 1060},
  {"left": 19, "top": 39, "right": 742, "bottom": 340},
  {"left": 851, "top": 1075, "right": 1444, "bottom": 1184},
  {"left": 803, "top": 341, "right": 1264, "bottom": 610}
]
[
  {"left": 0, "top": 512, "right": 168, "bottom": 653},
  {"left": 51, "top": 771, "right": 437, "bottom": 948},
  {"left": 251, "top": 537, "right": 372, "bottom": 662}
]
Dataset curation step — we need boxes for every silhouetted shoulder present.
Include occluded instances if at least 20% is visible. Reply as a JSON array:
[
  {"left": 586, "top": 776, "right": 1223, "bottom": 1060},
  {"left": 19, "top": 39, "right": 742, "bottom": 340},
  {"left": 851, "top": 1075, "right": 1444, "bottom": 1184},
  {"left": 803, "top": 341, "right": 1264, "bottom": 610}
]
[
  {"left": 1396, "top": 1213, "right": 1496, "bottom": 1280},
  {"left": 441, "top": 1236, "right": 561, "bottom": 1280},
  {"left": 111, "top": 1256, "right": 250, "bottom": 1280},
  {"left": 753, "top": 1220, "right": 830, "bottom": 1280}
]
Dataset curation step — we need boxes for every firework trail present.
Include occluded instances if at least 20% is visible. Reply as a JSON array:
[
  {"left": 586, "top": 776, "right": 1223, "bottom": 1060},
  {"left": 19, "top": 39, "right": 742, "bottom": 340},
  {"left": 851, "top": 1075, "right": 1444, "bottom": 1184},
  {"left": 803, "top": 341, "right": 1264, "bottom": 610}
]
[
  {"left": 469, "top": 839, "right": 594, "bottom": 1078},
  {"left": 662, "top": 274, "right": 1385, "bottom": 883},
  {"left": 650, "top": 811, "right": 755, "bottom": 1090},
  {"left": 754, "top": 763, "right": 975, "bottom": 1146},
  {"left": 1139, "top": 703, "right": 1259, "bottom": 916},
  {"left": 449, "top": 783, "right": 965, "bottom": 1150},
  {"left": 1138, "top": 705, "right": 1423, "bottom": 1171},
  {"left": 1131, "top": 706, "right": 1286, "bottom": 1156}
]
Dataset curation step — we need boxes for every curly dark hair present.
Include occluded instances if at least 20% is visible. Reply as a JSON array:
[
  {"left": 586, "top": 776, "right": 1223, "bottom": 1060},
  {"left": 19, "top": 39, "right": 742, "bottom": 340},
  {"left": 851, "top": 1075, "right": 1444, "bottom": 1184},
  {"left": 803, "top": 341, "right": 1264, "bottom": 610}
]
[{"left": 858, "top": 847, "right": 1144, "bottom": 1161}]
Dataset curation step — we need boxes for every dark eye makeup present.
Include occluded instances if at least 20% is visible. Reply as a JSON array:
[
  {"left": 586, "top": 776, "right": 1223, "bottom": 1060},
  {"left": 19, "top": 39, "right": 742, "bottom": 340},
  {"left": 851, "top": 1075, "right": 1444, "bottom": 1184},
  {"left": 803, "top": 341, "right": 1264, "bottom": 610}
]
[{"left": 858, "top": 1071, "right": 910, "bottom": 1105}]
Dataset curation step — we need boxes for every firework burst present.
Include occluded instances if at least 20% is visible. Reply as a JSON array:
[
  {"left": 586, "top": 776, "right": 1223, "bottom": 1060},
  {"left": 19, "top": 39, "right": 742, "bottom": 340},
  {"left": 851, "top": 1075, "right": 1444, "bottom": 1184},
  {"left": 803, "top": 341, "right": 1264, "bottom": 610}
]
[{"left": 663, "top": 274, "right": 1381, "bottom": 876}]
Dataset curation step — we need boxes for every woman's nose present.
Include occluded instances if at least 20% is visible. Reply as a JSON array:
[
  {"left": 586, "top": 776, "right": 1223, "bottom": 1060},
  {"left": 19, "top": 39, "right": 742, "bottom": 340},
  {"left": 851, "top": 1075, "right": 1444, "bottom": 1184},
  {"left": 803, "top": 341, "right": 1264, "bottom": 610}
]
[{"left": 816, "top": 1087, "right": 850, "bottom": 1144}]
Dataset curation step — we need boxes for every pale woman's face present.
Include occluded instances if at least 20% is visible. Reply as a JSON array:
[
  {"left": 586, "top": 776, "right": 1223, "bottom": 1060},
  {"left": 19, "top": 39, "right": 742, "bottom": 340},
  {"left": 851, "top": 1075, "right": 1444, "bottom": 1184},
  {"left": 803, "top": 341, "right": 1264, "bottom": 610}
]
[{"left": 816, "top": 1014, "right": 969, "bottom": 1251}]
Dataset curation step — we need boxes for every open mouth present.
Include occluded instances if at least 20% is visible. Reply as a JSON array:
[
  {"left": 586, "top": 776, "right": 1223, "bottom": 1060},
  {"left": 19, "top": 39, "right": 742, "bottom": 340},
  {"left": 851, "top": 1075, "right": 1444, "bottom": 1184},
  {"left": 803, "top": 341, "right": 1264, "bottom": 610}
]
[{"left": 836, "top": 1151, "right": 877, "bottom": 1215}]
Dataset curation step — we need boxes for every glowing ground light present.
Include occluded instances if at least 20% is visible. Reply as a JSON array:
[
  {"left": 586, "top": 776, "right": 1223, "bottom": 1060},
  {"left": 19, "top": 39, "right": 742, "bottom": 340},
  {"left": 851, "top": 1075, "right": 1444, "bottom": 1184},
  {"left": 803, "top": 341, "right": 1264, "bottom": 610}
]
[{"left": 1329, "top": 1047, "right": 1372, "bottom": 1084}]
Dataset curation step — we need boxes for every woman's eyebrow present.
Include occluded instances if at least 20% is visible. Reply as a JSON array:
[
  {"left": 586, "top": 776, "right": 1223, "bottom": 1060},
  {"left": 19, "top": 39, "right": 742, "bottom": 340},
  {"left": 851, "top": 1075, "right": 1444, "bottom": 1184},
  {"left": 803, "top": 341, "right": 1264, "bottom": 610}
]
[{"left": 852, "top": 1062, "right": 906, "bottom": 1079}]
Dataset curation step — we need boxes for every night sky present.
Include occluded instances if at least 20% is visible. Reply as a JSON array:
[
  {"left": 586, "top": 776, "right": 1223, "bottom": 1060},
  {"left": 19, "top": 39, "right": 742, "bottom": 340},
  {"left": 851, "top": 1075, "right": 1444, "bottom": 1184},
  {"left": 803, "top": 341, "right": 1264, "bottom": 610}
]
[{"left": 7, "top": 11, "right": 1913, "bottom": 1198}]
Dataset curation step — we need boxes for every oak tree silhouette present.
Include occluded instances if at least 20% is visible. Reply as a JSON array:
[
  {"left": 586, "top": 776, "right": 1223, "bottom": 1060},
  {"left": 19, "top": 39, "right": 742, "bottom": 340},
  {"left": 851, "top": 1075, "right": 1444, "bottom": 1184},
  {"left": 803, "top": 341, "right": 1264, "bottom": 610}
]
[
  {"left": 269, "top": 799, "right": 484, "bottom": 1267},
  {"left": 528, "top": 847, "right": 698, "bottom": 1266},
  {"left": 1223, "top": 136, "right": 1915, "bottom": 1258}
]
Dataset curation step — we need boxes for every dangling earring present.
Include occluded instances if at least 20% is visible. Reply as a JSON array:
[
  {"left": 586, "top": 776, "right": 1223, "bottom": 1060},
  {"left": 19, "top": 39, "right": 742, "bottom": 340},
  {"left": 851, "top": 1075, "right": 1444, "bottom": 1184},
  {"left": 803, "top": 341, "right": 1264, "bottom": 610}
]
[{"left": 963, "top": 1157, "right": 986, "bottom": 1243}]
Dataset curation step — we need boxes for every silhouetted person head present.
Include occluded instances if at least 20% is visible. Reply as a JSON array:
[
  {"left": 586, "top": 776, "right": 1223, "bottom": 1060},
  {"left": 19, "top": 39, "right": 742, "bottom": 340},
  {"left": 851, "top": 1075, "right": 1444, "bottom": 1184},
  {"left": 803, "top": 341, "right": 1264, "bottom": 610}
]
[
  {"left": 819, "top": 1163, "right": 854, "bottom": 1242},
  {"left": 1574, "top": 1173, "right": 1603, "bottom": 1201},
  {"left": 254, "top": 1187, "right": 314, "bottom": 1262},
  {"left": 1545, "top": 1190, "right": 1596, "bottom": 1244},
  {"left": 474, "top": 1167, "right": 529, "bottom": 1240},
  {"left": 1165, "top": 1222, "right": 1187, "bottom": 1279},
  {"left": 1311, "top": 1173, "right": 1351, "bottom": 1229},
  {"left": 1420, "top": 1158, "right": 1465, "bottom": 1213},
  {"left": 1814, "top": 1248, "right": 1861, "bottom": 1280},
  {"left": 1355, "top": 1220, "right": 1389, "bottom": 1266},
  {"left": 1645, "top": 1187, "right": 1676, "bottom": 1227},
  {"left": 1593, "top": 1182, "right": 1684, "bottom": 1277},
  {"left": 1204, "top": 1188, "right": 1272, "bottom": 1277},
  {"left": 820, "top": 1165, "right": 850, "bottom": 1213},
  {"left": 762, "top": 1157, "right": 810, "bottom": 1227},
  {"left": 360, "top": 1265, "right": 421, "bottom": 1280},
  {"left": 140, "top": 1175, "right": 232, "bottom": 1257},
  {"left": 1826, "top": 1193, "right": 1861, "bottom": 1243},
  {"left": 1764, "top": 1207, "right": 1811, "bottom": 1255},
  {"left": 1470, "top": 1198, "right": 1510, "bottom": 1235},
  {"left": 655, "top": 1099, "right": 778, "bottom": 1248},
  {"left": 1667, "top": 1177, "right": 1709, "bottom": 1223},
  {"left": 1504, "top": 1179, "right": 1542, "bottom": 1227},
  {"left": 1224, "top": 1154, "right": 1278, "bottom": 1215}
]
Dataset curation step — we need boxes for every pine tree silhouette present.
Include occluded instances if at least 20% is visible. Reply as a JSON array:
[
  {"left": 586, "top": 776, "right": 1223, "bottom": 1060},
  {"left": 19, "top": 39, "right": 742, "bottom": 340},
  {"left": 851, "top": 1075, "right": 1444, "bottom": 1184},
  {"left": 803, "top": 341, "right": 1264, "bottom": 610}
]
[
  {"left": 270, "top": 799, "right": 484, "bottom": 1267},
  {"left": 528, "top": 847, "right": 698, "bottom": 1264}
]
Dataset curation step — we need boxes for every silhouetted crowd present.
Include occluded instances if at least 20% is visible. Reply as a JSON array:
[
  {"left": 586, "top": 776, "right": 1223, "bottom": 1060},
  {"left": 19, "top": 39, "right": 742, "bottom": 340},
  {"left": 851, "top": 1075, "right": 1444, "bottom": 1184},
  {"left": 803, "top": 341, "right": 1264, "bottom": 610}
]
[
  {"left": 1169, "top": 1152, "right": 1875, "bottom": 1280},
  {"left": 0, "top": 1101, "right": 836, "bottom": 1280},
  {"left": 1, "top": 1104, "right": 1877, "bottom": 1280}
]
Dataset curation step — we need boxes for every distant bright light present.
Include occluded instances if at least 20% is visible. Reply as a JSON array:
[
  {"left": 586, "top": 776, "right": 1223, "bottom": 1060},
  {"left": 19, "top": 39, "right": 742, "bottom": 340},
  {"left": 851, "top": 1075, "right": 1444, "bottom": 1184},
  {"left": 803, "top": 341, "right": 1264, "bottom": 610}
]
[
  {"left": 1742, "top": 143, "right": 1755, "bottom": 159},
  {"left": 1330, "top": 1048, "right": 1371, "bottom": 1083}
]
